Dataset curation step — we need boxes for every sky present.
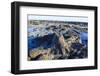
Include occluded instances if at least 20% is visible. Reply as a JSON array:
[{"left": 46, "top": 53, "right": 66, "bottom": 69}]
[{"left": 28, "top": 15, "right": 88, "bottom": 22}]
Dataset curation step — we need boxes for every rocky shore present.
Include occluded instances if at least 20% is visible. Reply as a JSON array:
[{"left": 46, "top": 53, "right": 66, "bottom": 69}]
[{"left": 28, "top": 20, "right": 88, "bottom": 61}]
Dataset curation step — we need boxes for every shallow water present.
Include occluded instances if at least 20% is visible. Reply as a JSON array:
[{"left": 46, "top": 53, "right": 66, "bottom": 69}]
[{"left": 28, "top": 32, "right": 88, "bottom": 50}]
